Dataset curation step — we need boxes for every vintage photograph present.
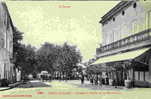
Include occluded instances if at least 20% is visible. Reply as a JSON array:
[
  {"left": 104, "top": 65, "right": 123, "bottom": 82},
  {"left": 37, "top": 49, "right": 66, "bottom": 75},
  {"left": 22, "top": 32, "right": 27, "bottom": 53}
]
[{"left": 0, "top": 0, "right": 151, "bottom": 99}]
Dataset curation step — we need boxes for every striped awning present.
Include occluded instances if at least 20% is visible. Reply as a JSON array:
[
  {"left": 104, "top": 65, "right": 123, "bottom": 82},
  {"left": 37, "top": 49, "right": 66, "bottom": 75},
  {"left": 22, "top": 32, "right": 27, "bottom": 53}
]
[{"left": 92, "top": 48, "right": 150, "bottom": 65}]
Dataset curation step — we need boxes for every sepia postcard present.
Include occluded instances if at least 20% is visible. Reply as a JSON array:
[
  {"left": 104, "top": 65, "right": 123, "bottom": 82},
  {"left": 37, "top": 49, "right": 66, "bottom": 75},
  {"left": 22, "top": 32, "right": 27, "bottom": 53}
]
[{"left": 0, "top": 0, "right": 151, "bottom": 99}]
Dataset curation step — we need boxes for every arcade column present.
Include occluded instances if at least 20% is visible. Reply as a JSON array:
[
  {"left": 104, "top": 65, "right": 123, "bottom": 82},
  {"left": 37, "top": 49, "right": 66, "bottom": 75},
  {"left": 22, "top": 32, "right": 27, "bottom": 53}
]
[{"left": 149, "top": 56, "right": 151, "bottom": 87}]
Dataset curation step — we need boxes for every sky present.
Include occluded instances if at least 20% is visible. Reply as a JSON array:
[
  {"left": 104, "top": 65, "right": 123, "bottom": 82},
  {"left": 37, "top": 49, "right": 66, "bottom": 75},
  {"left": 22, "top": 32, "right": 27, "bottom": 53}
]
[{"left": 6, "top": 1, "right": 119, "bottom": 61}]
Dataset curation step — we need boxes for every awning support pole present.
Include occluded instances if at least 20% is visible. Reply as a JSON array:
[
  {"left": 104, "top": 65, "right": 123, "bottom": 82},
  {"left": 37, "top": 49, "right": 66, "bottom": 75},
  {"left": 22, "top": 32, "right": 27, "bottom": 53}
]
[
  {"left": 132, "top": 68, "right": 135, "bottom": 87},
  {"left": 149, "top": 57, "right": 151, "bottom": 85}
]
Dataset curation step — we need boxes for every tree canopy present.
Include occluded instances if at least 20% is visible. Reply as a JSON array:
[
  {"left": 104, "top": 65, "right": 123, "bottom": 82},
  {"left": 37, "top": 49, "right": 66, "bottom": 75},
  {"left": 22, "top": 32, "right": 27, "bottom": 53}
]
[
  {"left": 36, "top": 42, "right": 82, "bottom": 79},
  {"left": 13, "top": 27, "right": 82, "bottom": 79}
]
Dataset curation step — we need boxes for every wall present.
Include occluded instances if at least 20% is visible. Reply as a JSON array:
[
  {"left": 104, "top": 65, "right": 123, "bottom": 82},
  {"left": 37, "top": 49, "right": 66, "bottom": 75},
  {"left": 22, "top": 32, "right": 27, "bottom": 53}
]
[
  {"left": 0, "top": 2, "right": 13, "bottom": 81},
  {"left": 102, "top": 1, "right": 149, "bottom": 46}
]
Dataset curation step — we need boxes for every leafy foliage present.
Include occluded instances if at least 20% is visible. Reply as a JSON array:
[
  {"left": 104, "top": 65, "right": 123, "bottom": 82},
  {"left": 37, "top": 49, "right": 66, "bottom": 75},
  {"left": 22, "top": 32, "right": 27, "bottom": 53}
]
[
  {"left": 15, "top": 44, "right": 36, "bottom": 76},
  {"left": 13, "top": 28, "right": 36, "bottom": 77},
  {"left": 36, "top": 42, "right": 82, "bottom": 79},
  {"left": 13, "top": 27, "right": 82, "bottom": 79}
]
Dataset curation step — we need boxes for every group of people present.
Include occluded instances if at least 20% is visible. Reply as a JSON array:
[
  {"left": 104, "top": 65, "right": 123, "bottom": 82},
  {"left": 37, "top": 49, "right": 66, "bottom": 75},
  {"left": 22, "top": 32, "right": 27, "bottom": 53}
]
[
  {"left": 89, "top": 75, "right": 109, "bottom": 86},
  {"left": 80, "top": 74, "right": 109, "bottom": 86}
]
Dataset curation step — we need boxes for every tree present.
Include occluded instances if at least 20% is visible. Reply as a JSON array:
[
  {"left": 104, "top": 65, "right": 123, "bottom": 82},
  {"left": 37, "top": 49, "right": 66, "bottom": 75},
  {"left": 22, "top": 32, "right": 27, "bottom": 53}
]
[
  {"left": 13, "top": 27, "right": 37, "bottom": 77},
  {"left": 14, "top": 44, "right": 36, "bottom": 78},
  {"left": 36, "top": 42, "right": 82, "bottom": 80},
  {"left": 36, "top": 42, "right": 60, "bottom": 73},
  {"left": 12, "top": 27, "right": 23, "bottom": 81},
  {"left": 13, "top": 27, "right": 23, "bottom": 62},
  {"left": 56, "top": 43, "right": 82, "bottom": 80}
]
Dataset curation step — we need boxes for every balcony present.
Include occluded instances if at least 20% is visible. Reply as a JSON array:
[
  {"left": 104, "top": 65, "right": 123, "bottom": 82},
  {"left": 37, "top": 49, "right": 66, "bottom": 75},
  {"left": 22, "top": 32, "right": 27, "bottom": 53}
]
[{"left": 96, "top": 28, "right": 151, "bottom": 56}]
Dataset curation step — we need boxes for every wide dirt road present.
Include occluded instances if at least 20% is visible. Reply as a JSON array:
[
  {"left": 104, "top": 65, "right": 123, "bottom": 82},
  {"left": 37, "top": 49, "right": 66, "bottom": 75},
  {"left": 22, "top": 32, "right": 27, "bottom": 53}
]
[{"left": 0, "top": 80, "right": 151, "bottom": 99}]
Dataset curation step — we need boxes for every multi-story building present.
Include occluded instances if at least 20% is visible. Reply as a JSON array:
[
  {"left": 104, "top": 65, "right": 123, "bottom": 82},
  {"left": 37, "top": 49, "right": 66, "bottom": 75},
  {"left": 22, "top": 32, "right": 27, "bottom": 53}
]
[
  {"left": 0, "top": 2, "right": 14, "bottom": 83},
  {"left": 92, "top": 0, "right": 151, "bottom": 87}
]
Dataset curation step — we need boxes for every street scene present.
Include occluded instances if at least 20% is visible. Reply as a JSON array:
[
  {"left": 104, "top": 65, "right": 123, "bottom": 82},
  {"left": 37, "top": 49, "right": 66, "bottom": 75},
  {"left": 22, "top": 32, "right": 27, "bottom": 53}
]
[{"left": 0, "top": 0, "right": 151, "bottom": 99}]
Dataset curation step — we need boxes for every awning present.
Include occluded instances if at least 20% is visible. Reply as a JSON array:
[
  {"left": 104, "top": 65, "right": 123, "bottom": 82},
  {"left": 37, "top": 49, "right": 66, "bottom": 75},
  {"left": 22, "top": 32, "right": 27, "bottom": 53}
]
[{"left": 92, "top": 48, "right": 150, "bottom": 65}]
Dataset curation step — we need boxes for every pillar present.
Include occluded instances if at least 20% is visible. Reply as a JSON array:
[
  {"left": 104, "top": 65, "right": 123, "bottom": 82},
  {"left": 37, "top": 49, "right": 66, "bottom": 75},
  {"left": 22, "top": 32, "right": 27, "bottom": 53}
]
[
  {"left": 148, "top": 57, "right": 151, "bottom": 87},
  {"left": 149, "top": 57, "right": 151, "bottom": 80}
]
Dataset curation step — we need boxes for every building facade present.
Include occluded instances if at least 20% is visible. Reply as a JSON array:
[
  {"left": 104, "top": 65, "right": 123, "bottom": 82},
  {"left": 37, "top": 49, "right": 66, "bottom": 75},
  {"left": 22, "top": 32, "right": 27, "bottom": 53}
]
[
  {"left": 0, "top": 2, "right": 14, "bottom": 83},
  {"left": 97, "top": 1, "right": 151, "bottom": 57},
  {"left": 93, "top": 0, "right": 151, "bottom": 87}
]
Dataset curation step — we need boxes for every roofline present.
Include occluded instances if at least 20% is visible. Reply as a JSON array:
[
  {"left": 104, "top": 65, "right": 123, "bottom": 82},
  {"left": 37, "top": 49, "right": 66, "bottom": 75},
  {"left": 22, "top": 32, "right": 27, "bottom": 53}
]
[
  {"left": 99, "top": 1, "right": 134, "bottom": 24},
  {"left": 1, "top": 2, "right": 15, "bottom": 31}
]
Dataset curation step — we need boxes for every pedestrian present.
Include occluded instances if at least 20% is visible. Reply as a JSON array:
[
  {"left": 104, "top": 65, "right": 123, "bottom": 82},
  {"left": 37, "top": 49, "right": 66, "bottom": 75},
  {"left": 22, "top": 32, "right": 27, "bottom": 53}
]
[
  {"left": 49, "top": 75, "right": 52, "bottom": 81},
  {"left": 102, "top": 78, "right": 105, "bottom": 85},
  {"left": 41, "top": 75, "right": 43, "bottom": 81},
  {"left": 106, "top": 77, "right": 109, "bottom": 85},
  {"left": 81, "top": 74, "right": 84, "bottom": 84},
  {"left": 98, "top": 75, "right": 102, "bottom": 86},
  {"left": 94, "top": 75, "right": 98, "bottom": 85},
  {"left": 90, "top": 76, "right": 93, "bottom": 85}
]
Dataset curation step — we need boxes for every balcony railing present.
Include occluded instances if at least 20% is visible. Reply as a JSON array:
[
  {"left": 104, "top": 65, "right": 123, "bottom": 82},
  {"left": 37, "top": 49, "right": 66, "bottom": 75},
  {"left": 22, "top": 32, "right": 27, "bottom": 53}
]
[{"left": 97, "top": 28, "right": 151, "bottom": 54}]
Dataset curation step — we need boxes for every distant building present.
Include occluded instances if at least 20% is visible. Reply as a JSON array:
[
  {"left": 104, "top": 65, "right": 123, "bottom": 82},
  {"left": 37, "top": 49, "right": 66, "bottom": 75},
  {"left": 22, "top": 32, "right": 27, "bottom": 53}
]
[
  {"left": 0, "top": 2, "right": 14, "bottom": 83},
  {"left": 92, "top": 1, "right": 151, "bottom": 87}
]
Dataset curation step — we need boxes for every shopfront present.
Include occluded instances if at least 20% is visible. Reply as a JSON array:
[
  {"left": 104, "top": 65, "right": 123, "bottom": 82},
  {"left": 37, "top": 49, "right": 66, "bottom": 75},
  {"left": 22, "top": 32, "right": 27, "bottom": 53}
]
[{"left": 91, "top": 48, "right": 151, "bottom": 87}]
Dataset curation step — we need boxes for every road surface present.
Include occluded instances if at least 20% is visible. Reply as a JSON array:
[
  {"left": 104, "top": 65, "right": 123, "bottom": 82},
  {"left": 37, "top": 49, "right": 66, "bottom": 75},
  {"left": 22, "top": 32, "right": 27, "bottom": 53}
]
[{"left": 0, "top": 80, "right": 150, "bottom": 99}]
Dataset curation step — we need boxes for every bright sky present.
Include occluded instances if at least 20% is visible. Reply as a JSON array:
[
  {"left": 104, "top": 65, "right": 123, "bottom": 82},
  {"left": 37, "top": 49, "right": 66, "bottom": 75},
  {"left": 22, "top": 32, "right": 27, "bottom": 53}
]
[{"left": 6, "top": 1, "right": 119, "bottom": 61}]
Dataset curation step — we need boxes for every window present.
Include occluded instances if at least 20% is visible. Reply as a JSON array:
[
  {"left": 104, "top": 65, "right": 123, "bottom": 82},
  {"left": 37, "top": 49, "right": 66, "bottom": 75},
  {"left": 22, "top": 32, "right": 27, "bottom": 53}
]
[
  {"left": 132, "top": 20, "right": 139, "bottom": 34},
  {"left": 112, "top": 31, "right": 114, "bottom": 42},
  {"left": 145, "top": 72, "right": 149, "bottom": 81},
  {"left": 149, "top": 11, "right": 151, "bottom": 28},
  {"left": 0, "top": 38, "right": 4, "bottom": 48},
  {"left": 140, "top": 72, "right": 144, "bottom": 81},
  {"left": 133, "top": 3, "right": 137, "bottom": 8},
  {"left": 135, "top": 71, "right": 147, "bottom": 81},
  {"left": 122, "top": 11, "right": 125, "bottom": 16},
  {"left": 135, "top": 71, "right": 139, "bottom": 80},
  {"left": 113, "top": 17, "right": 115, "bottom": 21},
  {"left": 121, "top": 24, "right": 129, "bottom": 38}
]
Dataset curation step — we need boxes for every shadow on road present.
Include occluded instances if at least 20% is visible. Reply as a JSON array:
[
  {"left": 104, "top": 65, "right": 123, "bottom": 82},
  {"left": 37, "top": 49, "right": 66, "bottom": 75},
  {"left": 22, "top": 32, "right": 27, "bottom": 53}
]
[{"left": 17, "top": 80, "right": 51, "bottom": 88}]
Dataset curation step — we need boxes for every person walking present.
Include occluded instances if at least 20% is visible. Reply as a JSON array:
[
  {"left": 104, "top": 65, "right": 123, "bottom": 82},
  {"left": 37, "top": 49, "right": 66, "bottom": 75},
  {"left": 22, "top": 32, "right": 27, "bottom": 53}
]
[
  {"left": 90, "top": 75, "right": 94, "bottom": 85},
  {"left": 98, "top": 75, "right": 102, "bottom": 87},
  {"left": 81, "top": 74, "right": 84, "bottom": 84},
  {"left": 94, "top": 75, "right": 98, "bottom": 85}
]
